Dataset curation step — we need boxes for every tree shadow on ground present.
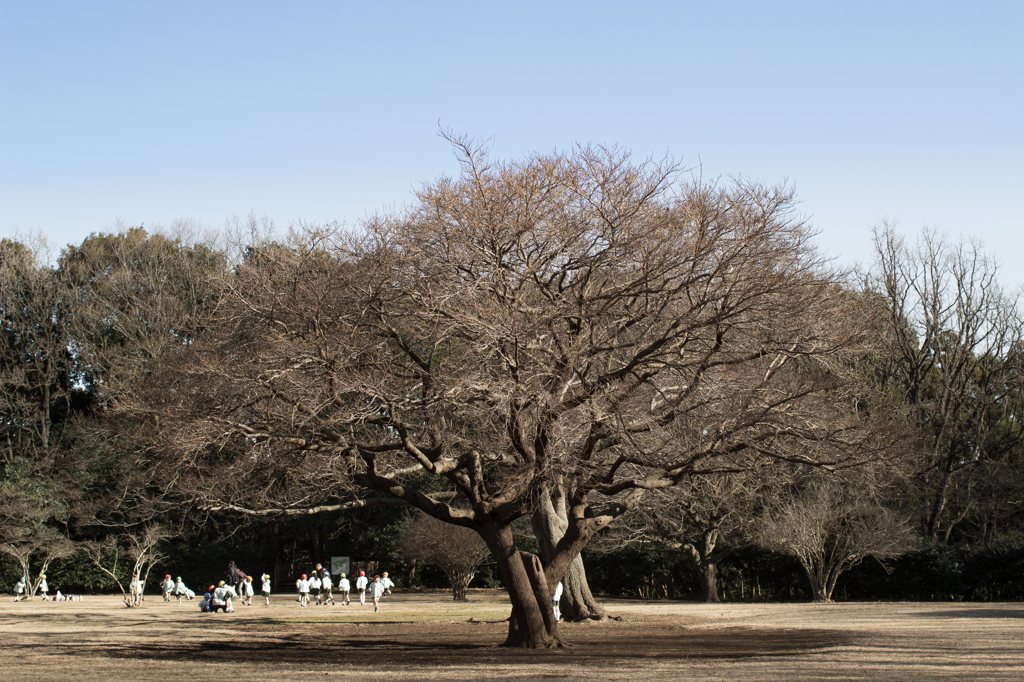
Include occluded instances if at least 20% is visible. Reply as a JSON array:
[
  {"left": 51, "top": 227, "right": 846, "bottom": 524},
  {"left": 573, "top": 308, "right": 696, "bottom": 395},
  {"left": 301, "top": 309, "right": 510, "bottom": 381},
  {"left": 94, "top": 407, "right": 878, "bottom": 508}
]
[
  {"left": 38, "top": 625, "right": 853, "bottom": 667},
  {"left": 910, "top": 609, "right": 1024, "bottom": 619}
]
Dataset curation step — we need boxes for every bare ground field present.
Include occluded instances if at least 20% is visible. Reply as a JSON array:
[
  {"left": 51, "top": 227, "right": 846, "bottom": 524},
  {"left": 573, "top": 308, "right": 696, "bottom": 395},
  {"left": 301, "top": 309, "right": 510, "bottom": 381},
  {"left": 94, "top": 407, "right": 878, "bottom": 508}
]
[{"left": 1, "top": 591, "right": 1022, "bottom": 681}]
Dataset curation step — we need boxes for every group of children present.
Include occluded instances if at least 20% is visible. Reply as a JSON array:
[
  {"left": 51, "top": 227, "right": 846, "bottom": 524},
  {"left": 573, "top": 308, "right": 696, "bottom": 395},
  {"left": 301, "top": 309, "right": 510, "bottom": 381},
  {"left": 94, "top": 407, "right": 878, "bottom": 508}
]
[
  {"left": 196, "top": 573, "right": 273, "bottom": 612},
  {"left": 295, "top": 567, "right": 394, "bottom": 612},
  {"left": 13, "top": 564, "right": 402, "bottom": 615},
  {"left": 12, "top": 575, "right": 83, "bottom": 602}
]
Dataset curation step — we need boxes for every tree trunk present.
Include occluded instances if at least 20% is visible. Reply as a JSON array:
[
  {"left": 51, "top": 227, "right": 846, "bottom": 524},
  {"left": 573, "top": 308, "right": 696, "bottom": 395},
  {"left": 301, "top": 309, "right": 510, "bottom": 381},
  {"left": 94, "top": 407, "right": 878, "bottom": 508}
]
[
  {"left": 700, "top": 561, "right": 721, "bottom": 603},
  {"left": 406, "top": 557, "right": 418, "bottom": 588},
  {"left": 802, "top": 562, "right": 830, "bottom": 602},
  {"left": 531, "top": 487, "right": 607, "bottom": 621},
  {"left": 447, "top": 567, "right": 472, "bottom": 601},
  {"left": 481, "top": 522, "right": 562, "bottom": 648},
  {"left": 684, "top": 529, "right": 726, "bottom": 604}
]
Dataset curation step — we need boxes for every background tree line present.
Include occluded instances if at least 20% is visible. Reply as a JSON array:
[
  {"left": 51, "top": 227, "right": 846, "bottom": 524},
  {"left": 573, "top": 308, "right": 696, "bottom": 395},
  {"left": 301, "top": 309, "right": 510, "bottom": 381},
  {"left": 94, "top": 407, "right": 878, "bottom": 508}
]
[{"left": 2, "top": 145, "right": 1022, "bottom": 641}]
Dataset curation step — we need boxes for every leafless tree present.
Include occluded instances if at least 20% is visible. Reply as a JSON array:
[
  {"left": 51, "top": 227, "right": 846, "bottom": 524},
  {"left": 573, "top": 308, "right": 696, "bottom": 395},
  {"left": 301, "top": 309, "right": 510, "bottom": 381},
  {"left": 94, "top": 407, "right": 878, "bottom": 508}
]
[
  {"left": 138, "top": 138, "right": 897, "bottom": 647},
  {"left": 864, "top": 224, "right": 1024, "bottom": 542},
  {"left": 614, "top": 471, "right": 766, "bottom": 602},
  {"left": 399, "top": 511, "right": 492, "bottom": 600},
  {"left": 756, "top": 469, "right": 915, "bottom": 602},
  {"left": 81, "top": 525, "right": 168, "bottom": 607}
]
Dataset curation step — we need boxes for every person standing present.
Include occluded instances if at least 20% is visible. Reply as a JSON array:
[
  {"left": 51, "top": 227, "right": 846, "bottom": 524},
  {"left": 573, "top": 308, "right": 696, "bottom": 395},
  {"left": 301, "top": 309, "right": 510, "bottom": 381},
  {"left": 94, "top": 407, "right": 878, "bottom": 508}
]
[
  {"left": 261, "top": 573, "right": 271, "bottom": 606},
  {"left": 130, "top": 574, "right": 144, "bottom": 603},
  {"left": 309, "top": 571, "right": 322, "bottom": 605},
  {"left": 338, "top": 573, "right": 351, "bottom": 605},
  {"left": 370, "top": 575, "right": 385, "bottom": 612},
  {"left": 38, "top": 574, "right": 49, "bottom": 601},
  {"left": 552, "top": 581, "right": 564, "bottom": 623},
  {"left": 356, "top": 570, "right": 368, "bottom": 605},
  {"left": 297, "top": 574, "right": 310, "bottom": 607},
  {"left": 13, "top": 577, "right": 26, "bottom": 602},
  {"left": 242, "top": 575, "right": 255, "bottom": 606}
]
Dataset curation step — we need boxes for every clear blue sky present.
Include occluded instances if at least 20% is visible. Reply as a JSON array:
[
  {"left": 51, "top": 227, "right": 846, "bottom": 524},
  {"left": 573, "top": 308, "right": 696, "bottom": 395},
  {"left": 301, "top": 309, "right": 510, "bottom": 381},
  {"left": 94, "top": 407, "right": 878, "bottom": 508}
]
[{"left": 2, "top": 1, "right": 1022, "bottom": 286}]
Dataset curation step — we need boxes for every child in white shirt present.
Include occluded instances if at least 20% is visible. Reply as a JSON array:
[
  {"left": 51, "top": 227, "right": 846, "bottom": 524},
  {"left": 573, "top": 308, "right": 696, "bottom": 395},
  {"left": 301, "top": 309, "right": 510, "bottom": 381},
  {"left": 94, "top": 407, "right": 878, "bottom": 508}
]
[
  {"left": 552, "top": 581, "right": 564, "bottom": 622},
  {"left": 309, "top": 573, "right": 322, "bottom": 605},
  {"left": 242, "top": 575, "right": 255, "bottom": 605},
  {"left": 338, "top": 573, "right": 351, "bottom": 605},
  {"left": 172, "top": 577, "right": 190, "bottom": 605},
  {"left": 261, "top": 573, "right": 271, "bottom": 606},
  {"left": 370, "top": 575, "right": 385, "bottom": 612},
  {"left": 356, "top": 571, "right": 368, "bottom": 605},
  {"left": 160, "top": 574, "right": 174, "bottom": 601},
  {"left": 320, "top": 570, "right": 334, "bottom": 605}
]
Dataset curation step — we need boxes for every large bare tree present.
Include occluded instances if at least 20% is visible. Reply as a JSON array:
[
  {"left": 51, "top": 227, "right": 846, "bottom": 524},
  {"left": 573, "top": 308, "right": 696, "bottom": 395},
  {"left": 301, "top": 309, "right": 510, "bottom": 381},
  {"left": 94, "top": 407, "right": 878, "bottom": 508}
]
[
  {"left": 140, "top": 140, "right": 894, "bottom": 647},
  {"left": 865, "top": 224, "right": 1024, "bottom": 542}
]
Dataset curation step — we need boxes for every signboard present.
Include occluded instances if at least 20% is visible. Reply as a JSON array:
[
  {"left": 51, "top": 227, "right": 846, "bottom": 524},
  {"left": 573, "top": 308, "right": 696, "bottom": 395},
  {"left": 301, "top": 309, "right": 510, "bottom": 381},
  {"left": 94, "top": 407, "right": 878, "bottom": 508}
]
[{"left": 331, "top": 556, "right": 350, "bottom": 576}]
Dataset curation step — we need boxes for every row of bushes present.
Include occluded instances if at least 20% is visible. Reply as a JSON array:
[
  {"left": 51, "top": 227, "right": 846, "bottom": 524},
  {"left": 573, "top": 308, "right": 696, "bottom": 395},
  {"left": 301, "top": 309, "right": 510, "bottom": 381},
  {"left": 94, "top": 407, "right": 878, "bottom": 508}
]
[{"left": 582, "top": 539, "right": 1024, "bottom": 602}]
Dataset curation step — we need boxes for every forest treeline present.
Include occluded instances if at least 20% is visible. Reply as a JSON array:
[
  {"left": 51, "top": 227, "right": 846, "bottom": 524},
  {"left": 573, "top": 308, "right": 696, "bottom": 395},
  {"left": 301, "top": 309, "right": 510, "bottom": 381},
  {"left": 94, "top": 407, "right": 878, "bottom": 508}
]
[{"left": 2, "top": 144, "right": 1022, "bottom": 641}]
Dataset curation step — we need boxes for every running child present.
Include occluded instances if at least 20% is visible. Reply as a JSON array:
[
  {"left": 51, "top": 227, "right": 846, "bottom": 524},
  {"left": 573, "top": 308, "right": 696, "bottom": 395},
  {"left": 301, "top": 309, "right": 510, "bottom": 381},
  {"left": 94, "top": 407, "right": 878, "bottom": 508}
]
[
  {"left": 172, "top": 576, "right": 190, "bottom": 605},
  {"left": 160, "top": 574, "right": 174, "bottom": 601},
  {"left": 370, "top": 575, "right": 385, "bottom": 612}
]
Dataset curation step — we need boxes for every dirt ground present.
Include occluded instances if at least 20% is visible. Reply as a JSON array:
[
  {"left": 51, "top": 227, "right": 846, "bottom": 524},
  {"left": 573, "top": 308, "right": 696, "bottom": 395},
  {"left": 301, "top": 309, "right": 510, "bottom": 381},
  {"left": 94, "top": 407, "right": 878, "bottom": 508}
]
[{"left": 1, "top": 591, "right": 1022, "bottom": 681}]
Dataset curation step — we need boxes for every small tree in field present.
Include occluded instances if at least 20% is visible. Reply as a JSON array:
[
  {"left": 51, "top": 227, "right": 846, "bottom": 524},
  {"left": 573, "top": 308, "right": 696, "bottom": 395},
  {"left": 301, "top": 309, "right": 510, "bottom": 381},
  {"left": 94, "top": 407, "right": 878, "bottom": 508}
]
[
  {"left": 756, "top": 471, "right": 914, "bottom": 602},
  {"left": 81, "top": 525, "right": 167, "bottom": 607},
  {"left": 400, "top": 512, "right": 492, "bottom": 600}
]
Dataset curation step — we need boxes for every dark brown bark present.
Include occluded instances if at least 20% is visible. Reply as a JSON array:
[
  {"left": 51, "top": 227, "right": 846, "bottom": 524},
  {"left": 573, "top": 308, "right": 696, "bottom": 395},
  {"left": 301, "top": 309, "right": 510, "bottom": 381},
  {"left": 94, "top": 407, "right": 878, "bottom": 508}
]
[{"left": 480, "top": 523, "right": 561, "bottom": 648}]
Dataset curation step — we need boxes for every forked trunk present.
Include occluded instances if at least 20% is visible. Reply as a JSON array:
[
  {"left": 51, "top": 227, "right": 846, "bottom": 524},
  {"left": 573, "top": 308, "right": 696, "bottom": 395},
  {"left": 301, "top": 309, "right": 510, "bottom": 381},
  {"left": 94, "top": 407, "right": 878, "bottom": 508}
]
[
  {"left": 481, "top": 522, "right": 562, "bottom": 648},
  {"left": 531, "top": 488, "right": 607, "bottom": 620}
]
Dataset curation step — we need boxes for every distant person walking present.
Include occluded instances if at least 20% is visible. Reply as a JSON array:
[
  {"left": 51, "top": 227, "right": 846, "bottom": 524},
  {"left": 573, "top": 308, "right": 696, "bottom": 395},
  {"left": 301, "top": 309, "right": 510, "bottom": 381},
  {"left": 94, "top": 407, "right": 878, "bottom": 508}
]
[
  {"left": 321, "top": 570, "right": 335, "bottom": 606},
  {"left": 160, "top": 574, "right": 174, "bottom": 601}
]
